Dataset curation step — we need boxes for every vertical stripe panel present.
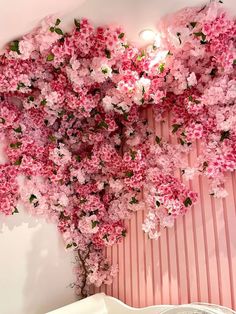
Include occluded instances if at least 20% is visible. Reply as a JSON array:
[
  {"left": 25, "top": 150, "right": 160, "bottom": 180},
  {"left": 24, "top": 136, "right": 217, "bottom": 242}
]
[{"left": 102, "top": 113, "right": 236, "bottom": 311}]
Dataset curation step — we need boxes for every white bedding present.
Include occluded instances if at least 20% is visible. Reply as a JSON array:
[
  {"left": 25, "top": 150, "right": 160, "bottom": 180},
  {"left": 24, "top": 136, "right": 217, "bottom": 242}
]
[{"left": 46, "top": 293, "right": 236, "bottom": 314}]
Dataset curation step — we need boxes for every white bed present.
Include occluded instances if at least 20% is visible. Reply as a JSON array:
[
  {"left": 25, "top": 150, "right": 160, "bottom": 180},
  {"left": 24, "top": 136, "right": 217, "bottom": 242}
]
[{"left": 46, "top": 293, "right": 236, "bottom": 314}]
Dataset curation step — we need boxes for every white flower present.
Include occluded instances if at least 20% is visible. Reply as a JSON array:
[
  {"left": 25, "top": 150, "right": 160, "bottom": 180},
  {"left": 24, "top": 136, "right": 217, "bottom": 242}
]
[
  {"left": 100, "top": 64, "right": 112, "bottom": 78},
  {"left": 134, "top": 77, "right": 151, "bottom": 105},
  {"left": 70, "top": 56, "right": 80, "bottom": 70},
  {"left": 118, "top": 101, "right": 129, "bottom": 112},
  {"left": 76, "top": 169, "right": 86, "bottom": 184},
  {"left": 187, "top": 72, "right": 197, "bottom": 86},
  {"left": 49, "top": 143, "right": 72, "bottom": 166},
  {"left": 19, "top": 40, "right": 34, "bottom": 59},
  {"left": 102, "top": 96, "right": 114, "bottom": 112},
  {"left": 162, "top": 216, "right": 174, "bottom": 228},
  {"left": 183, "top": 167, "right": 196, "bottom": 180},
  {"left": 109, "top": 178, "right": 124, "bottom": 193},
  {"left": 58, "top": 193, "right": 69, "bottom": 207},
  {"left": 211, "top": 187, "right": 228, "bottom": 198},
  {"left": 97, "top": 181, "right": 105, "bottom": 191},
  {"left": 149, "top": 230, "right": 161, "bottom": 240}
]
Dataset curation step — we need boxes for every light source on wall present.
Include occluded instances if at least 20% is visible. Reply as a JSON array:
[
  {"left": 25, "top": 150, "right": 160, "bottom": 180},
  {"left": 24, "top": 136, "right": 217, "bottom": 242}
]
[
  {"left": 139, "top": 29, "right": 156, "bottom": 42},
  {"left": 139, "top": 29, "right": 162, "bottom": 48},
  {"left": 139, "top": 28, "right": 168, "bottom": 68}
]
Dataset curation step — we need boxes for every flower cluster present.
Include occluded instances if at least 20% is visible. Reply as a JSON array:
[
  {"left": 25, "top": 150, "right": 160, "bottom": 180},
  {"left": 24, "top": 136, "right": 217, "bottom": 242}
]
[{"left": 0, "top": 1, "right": 235, "bottom": 296}]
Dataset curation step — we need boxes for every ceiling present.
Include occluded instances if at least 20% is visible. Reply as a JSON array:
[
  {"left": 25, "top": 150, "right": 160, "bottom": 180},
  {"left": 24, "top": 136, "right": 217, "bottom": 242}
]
[{"left": 0, "top": 0, "right": 235, "bottom": 49}]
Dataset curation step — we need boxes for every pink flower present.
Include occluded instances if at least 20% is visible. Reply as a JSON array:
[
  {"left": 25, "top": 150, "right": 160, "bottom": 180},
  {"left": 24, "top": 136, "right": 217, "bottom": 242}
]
[
  {"left": 78, "top": 215, "right": 99, "bottom": 234},
  {"left": 187, "top": 72, "right": 197, "bottom": 86},
  {"left": 0, "top": 2, "right": 235, "bottom": 296}
]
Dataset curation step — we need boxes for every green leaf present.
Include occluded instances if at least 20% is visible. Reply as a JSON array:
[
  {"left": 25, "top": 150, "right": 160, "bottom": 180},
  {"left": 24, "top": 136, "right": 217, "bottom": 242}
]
[
  {"left": 203, "top": 161, "right": 208, "bottom": 171},
  {"left": 156, "top": 200, "right": 161, "bottom": 207},
  {"left": 220, "top": 130, "right": 230, "bottom": 141},
  {"left": 118, "top": 32, "right": 125, "bottom": 39},
  {"left": 66, "top": 243, "right": 72, "bottom": 249},
  {"left": 12, "top": 207, "right": 19, "bottom": 215},
  {"left": 55, "top": 18, "right": 61, "bottom": 26},
  {"left": 123, "top": 112, "right": 129, "bottom": 120},
  {"left": 9, "top": 40, "right": 20, "bottom": 54},
  {"left": 59, "top": 212, "right": 70, "bottom": 220},
  {"left": 190, "top": 22, "right": 197, "bottom": 28},
  {"left": 74, "top": 19, "right": 80, "bottom": 30},
  {"left": 137, "top": 50, "right": 145, "bottom": 61},
  {"left": 155, "top": 136, "right": 161, "bottom": 144},
  {"left": 48, "top": 135, "right": 56, "bottom": 142},
  {"left": 122, "top": 43, "right": 129, "bottom": 49},
  {"left": 79, "top": 198, "right": 87, "bottom": 204},
  {"left": 176, "top": 32, "right": 182, "bottom": 44},
  {"left": 17, "top": 82, "right": 25, "bottom": 90},
  {"left": 55, "top": 28, "right": 63, "bottom": 35},
  {"left": 130, "top": 150, "right": 137, "bottom": 160},
  {"left": 233, "top": 59, "right": 236, "bottom": 65},
  {"left": 112, "top": 68, "right": 119, "bottom": 74},
  {"left": 125, "top": 170, "right": 134, "bottom": 178},
  {"left": 28, "top": 95, "right": 35, "bottom": 102},
  {"left": 49, "top": 26, "right": 55, "bottom": 32},
  {"left": 130, "top": 197, "right": 138, "bottom": 204},
  {"left": 122, "top": 230, "right": 126, "bottom": 237},
  {"left": 102, "top": 68, "right": 108, "bottom": 74},
  {"left": 105, "top": 48, "right": 111, "bottom": 59},
  {"left": 41, "top": 99, "right": 47, "bottom": 106},
  {"left": 194, "top": 31, "right": 207, "bottom": 43},
  {"left": 76, "top": 155, "right": 81, "bottom": 162},
  {"left": 46, "top": 53, "right": 54, "bottom": 62},
  {"left": 13, "top": 126, "right": 22, "bottom": 133},
  {"left": 66, "top": 113, "right": 74, "bottom": 121},
  {"left": 97, "top": 121, "right": 108, "bottom": 129},
  {"left": 159, "top": 63, "right": 165, "bottom": 73},
  {"left": 210, "top": 68, "right": 217, "bottom": 77},
  {"left": 184, "top": 197, "right": 192, "bottom": 207},
  {"left": 90, "top": 108, "right": 99, "bottom": 116},
  {"left": 29, "top": 194, "right": 37, "bottom": 203},
  {"left": 10, "top": 142, "right": 22, "bottom": 149},
  {"left": 194, "top": 31, "right": 204, "bottom": 37},
  {"left": 92, "top": 220, "right": 99, "bottom": 228},
  {"left": 58, "top": 110, "right": 65, "bottom": 117},
  {"left": 103, "top": 234, "right": 109, "bottom": 241},
  {"left": 0, "top": 117, "right": 5, "bottom": 124},
  {"left": 172, "top": 124, "right": 182, "bottom": 133},
  {"left": 14, "top": 156, "right": 23, "bottom": 166}
]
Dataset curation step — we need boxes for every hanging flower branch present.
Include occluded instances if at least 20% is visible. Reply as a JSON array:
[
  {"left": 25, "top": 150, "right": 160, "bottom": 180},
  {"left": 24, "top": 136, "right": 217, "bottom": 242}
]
[{"left": 0, "top": 1, "right": 235, "bottom": 296}]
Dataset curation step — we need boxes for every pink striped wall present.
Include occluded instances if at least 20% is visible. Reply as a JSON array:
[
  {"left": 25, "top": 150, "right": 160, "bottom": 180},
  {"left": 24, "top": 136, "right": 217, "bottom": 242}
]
[{"left": 95, "top": 111, "right": 236, "bottom": 310}]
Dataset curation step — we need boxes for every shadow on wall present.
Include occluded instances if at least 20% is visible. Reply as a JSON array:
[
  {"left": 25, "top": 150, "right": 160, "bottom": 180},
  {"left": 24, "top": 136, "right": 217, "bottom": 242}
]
[{"left": 0, "top": 210, "right": 77, "bottom": 314}]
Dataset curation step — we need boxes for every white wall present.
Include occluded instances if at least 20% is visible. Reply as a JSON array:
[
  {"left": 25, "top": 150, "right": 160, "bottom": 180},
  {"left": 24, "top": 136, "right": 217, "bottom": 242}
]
[
  {"left": 0, "top": 208, "right": 77, "bottom": 314},
  {"left": 0, "top": 0, "right": 235, "bottom": 49}
]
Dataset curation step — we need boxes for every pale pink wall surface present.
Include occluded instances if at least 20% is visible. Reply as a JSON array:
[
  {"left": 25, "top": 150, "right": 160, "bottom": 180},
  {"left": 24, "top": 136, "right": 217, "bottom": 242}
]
[{"left": 94, "top": 111, "right": 236, "bottom": 310}]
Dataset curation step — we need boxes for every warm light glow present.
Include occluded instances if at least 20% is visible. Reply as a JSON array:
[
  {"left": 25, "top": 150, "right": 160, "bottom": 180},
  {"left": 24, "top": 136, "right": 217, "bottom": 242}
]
[
  {"left": 154, "top": 33, "right": 161, "bottom": 48},
  {"left": 139, "top": 29, "right": 155, "bottom": 42}
]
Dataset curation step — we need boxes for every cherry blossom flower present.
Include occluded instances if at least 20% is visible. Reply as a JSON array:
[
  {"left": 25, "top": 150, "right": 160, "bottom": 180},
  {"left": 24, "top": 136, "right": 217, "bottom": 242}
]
[{"left": 0, "top": 1, "right": 235, "bottom": 296}]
